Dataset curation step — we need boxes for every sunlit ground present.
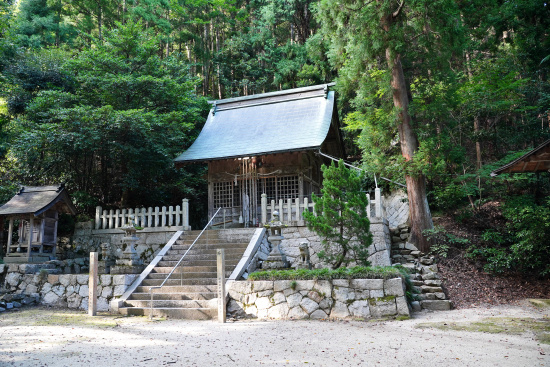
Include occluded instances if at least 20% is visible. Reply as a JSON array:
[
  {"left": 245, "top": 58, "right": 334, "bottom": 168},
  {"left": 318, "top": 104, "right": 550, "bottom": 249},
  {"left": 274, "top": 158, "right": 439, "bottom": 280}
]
[{"left": 0, "top": 306, "right": 548, "bottom": 366}]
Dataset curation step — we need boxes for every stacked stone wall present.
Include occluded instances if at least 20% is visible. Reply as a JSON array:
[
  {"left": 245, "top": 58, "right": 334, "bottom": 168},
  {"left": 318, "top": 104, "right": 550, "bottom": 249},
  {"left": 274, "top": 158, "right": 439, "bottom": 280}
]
[
  {"left": 227, "top": 278, "right": 409, "bottom": 320},
  {"left": 0, "top": 264, "right": 136, "bottom": 312},
  {"left": 279, "top": 219, "right": 391, "bottom": 269}
]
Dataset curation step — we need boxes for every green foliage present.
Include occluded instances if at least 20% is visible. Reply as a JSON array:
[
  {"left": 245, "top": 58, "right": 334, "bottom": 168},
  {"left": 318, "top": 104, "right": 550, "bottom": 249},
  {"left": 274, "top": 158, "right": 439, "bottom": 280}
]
[
  {"left": 248, "top": 266, "right": 403, "bottom": 281},
  {"left": 423, "top": 226, "right": 470, "bottom": 258},
  {"left": 303, "top": 160, "right": 372, "bottom": 269}
]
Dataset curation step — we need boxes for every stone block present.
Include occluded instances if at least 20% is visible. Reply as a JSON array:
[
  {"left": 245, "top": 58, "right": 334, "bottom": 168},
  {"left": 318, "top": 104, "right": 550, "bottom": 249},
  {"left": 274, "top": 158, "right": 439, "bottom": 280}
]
[
  {"left": 332, "top": 279, "right": 349, "bottom": 287},
  {"left": 288, "top": 306, "right": 308, "bottom": 319},
  {"left": 8, "top": 264, "right": 19, "bottom": 272},
  {"left": 42, "top": 292, "right": 60, "bottom": 305},
  {"left": 424, "top": 280, "right": 442, "bottom": 287},
  {"left": 112, "top": 275, "right": 126, "bottom": 285},
  {"left": 404, "top": 242, "right": 418, "bottom": 251},
  {"left": 411, "top": 301, "right": 421, "bottom": 312},
  {"left": 369, "top": 289, "right": 384, "bottom": 298},
  {"left": 435, "top": 292, "right": 446, "bottom": 300},
  {"left": 333, "top": 287, "right": 355, "bottom": 303},
  {"left": 59, "top": 275, "right": 72, "bottom": 287},
  {"left": 100, "top": 275, "right": 112, "bottom": 286},
  {"left": 351, "top": 279, "right": 383, "bottom": 290},
  {"left": 25, "top": 284, "right": 38, "bottom": 294},
  {"left": 295, "top": 280, "right": 315, "bottom": 292},
  {"left": 310, "top": 309, "right": 328, "bottom": 319},
  {"left": 286, "top": 293, "right": 302, "bottom": 308},
  {"left": 76, "top": 274, "right": 88, "bottom": 285},
  {"left": 313, "top": 280, "right": 332, "bottom": 297},
  {"left": 329, "top": 301, "right": 350, "bottom": 319},
  {"left": 78, "top": 284, "right": 89, "bottom": 297},
  {"left": 300, "top": 297, "right": 319, "bottom": 315},
  {"left": 255, "top": 297, "right": 272, "bottom": 310},
  {"left": 272, "top": 292, "right": 286, "bottom": 305},
  {"left": 5, "top": 273, "right": 22, "bottom": 287},
  {"left": 113, "top": 285, "right": 126, "bottom": 297},
  {"left": 384, "top": 278, "right": 405, "bottom": 296},
  {"left": 101, "top": 287, "right": 113, "bottom": 299},
  {"left": 348, "top": 300, "right": 370, "bottom": 318},
  {"left": 273, "top": 280, "right": 292, "bottom": 292},
  {"left": 268, "top": 303, "right": 289, "bottom": 319},
  {"left": 97, "top": 297, "right": 110, "bottom": 312},
  {"left": 251, "top": 281, "right": 273, "bottom": 292},
  {"left": 371, "top": 300, "right": 397, "bottom": 317},
  {"left": 228, "top": 281, "right": 252, "bottom": 295},
  {"left": 243, "top": 292, "right": 257, "bottom": 305},
  {"left": 421, "top": 300, "right": 451, "bottom": 311},
  {"left": 52, "top": 285, "right": 65, "bottom": 297},
  {"left": 396, "top": 297, "right": 409, "bottom": 316},
  {"left": 307, "top": 290, "right": 323, "bottom": 304},
  {"left": 0, "top": 264, "right": 5, "bottom": 274},
  {"left": 421, "top": 285, "right": 444, "bottom": 293},
  {"left": 422, "top": 272, "right": 439, "bottom": 280}
]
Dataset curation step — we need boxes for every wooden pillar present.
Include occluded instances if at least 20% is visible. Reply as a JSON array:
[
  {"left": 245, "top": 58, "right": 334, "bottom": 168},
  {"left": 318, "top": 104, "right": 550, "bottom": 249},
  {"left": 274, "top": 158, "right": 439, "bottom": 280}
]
[
  {"left": 27, "top": 216, "right": 33, "bottom": 259},
  {"left": 217, "top": 249, "right": 226, "bottom": 323},
  {"left": 6, "top": 218, "right": 13, "bottom": 253},
  {"left": 88, "top": 252, "right": 98, "bottom": 316}
]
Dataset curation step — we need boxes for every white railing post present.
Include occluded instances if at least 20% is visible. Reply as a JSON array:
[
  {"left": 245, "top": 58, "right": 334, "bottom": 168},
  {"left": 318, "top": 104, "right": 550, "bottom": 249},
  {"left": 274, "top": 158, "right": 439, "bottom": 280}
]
[
  {"left": 261, "top": 194, "right": 267, "bottom": 224},
  {"left": 121, "top": 209, "right": 127, "bottom": 226},
  {"left": 161, "top": 206, "right": 167, "bottom": 227},
  {"left": 168, "top": 206, "right": 174, "bottom": 226},
  {"left": 375, "top": 188, "right": 382, "bottom": 218},
  {"left": 270, "top": 200, "right": 275, "bottom": 219},
  {"left": 175, "top": 205, "right": 181, "bottom": 226},
  {"left": 147, "top": 207, "right": 153, "bottom": 227},
  {"left": 95, "top": 206, "right": 101, "bottom": 229},
  {"left": 108, "top": 209, "right": 114, "bottom": 229},
  {"left": 154, "top": 207, "right": 160, "bottom": 227},
  {"left": 182, "top": 199, "right": 189, "bottom": 230},
  {"left": 140, "top": 208, "right": 146, "bottom": 227},
  {"left": 286, "top": 199, "right": 292, "bottom": 222},
  {"left": 295, "top": 198, "right": 300, "bottom": 221}
]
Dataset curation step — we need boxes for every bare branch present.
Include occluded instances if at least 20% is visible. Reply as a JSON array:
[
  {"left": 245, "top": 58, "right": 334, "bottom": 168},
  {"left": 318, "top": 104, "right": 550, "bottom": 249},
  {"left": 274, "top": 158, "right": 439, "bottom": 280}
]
[{"left": 392, "top": 1, "right": 405, "bottom": 18}]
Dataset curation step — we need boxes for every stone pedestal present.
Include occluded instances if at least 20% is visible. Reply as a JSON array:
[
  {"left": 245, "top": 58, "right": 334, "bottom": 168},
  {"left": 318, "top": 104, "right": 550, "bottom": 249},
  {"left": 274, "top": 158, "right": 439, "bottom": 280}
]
[{"left": 262, "top": 235, "right": 289, "bottom": 269}]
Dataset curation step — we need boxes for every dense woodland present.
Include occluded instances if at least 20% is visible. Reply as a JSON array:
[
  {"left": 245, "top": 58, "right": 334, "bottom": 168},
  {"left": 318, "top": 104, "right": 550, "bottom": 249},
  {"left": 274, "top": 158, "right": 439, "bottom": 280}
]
[{"left": 0, "top": 0, "right": 548, "bottom": 276}]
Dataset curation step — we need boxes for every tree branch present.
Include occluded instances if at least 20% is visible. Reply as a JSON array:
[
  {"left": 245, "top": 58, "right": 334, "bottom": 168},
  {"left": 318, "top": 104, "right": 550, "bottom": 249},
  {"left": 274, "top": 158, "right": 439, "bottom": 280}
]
[{"left": 392, "top": 1, "right": 405, "bottom": 18}]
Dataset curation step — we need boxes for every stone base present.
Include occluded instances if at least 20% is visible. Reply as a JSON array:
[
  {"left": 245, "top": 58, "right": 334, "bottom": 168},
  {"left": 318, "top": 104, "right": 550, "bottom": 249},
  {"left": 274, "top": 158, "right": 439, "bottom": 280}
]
[
  {"left": 262, "top": 260, "right": 289, "bottom": 270},
  {"left": 110, "top": 265, "right": 145, "bottom": 274}
]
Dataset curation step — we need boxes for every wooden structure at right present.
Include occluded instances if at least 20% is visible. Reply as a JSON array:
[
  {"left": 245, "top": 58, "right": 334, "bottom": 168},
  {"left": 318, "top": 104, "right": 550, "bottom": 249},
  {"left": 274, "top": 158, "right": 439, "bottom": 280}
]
[
  {"left": 0, "top": 185, "right": 76, "bottom": 263},
  {"left": 175, "top": 84, "right": 347, "bottom": 227},
  {"left": 491, "top": 139, "right": 550, "bottom": 176}
]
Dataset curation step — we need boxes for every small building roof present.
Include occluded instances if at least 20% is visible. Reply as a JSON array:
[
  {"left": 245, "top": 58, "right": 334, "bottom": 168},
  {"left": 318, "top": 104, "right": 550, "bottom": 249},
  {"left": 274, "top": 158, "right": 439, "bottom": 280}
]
[
  {"left": 174, "top": 84, "right": 340, "bottom": 163},
  {"left": 0, "top": 184, "right": 77, "bottom": 217},
  {"left": 491, "top": 139, "right": 550, "bottom": 176}
]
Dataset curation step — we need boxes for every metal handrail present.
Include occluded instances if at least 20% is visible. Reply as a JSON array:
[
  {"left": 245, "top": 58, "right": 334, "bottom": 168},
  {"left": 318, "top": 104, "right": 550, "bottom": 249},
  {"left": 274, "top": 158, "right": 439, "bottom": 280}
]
[{"left": 149, "top": 208, "right": 222, "bottom": 319}]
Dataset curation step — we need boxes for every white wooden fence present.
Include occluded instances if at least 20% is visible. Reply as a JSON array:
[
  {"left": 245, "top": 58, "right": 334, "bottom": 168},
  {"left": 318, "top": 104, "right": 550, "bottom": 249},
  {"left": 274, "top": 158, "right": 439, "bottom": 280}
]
[
  {"left": 260, "top": 188, "right": 385, "bottom": 225},
  {"left": 95, "top": 199, "right": 190, "bottom": 230}
]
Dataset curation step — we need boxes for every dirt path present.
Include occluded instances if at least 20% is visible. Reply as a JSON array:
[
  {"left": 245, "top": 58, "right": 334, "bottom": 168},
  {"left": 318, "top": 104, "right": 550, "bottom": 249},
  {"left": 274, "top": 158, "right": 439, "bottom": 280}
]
[{"left": 0, "top": 302, "right": 548, "bottom": 367}]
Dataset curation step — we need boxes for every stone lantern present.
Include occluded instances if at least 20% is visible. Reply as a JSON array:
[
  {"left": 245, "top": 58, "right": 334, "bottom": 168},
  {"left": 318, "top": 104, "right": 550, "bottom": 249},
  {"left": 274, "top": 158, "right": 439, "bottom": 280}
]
[
  {"left": 110, "top": 215, "right": 145, "bottom": 274},
  {"left": 262, "top": 211, "right": 289, "bottom": 269}
]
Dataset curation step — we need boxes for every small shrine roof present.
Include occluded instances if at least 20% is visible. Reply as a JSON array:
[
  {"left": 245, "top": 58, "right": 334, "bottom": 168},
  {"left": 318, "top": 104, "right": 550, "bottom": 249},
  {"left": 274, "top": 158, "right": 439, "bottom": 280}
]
[
  {"left": 491, "top": 139, "right": 550, "bottom": 176},
  {"left": 0, "top": 184, "right": 77, "bottom": 216}
]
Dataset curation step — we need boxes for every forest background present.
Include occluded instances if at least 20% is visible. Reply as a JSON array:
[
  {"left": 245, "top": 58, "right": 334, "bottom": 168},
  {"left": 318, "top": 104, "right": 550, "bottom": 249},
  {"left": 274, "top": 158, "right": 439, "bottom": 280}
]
[{"left": 0, "top": 0, "right": 548, "bottom": 277}]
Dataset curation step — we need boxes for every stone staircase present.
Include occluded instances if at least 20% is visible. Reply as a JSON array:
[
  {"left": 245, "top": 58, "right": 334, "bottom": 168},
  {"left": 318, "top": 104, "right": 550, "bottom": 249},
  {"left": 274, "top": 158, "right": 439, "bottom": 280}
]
[{"left": 118, "top": 229, "right": 254, "bottom": 319}]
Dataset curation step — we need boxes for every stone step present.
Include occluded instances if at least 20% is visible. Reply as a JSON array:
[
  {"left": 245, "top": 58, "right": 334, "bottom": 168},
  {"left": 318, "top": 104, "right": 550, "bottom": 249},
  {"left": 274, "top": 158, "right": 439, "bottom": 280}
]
[
  {"left": 170, "top": 243, "right": 249, "bottom": 251},
  {"left": 135, "top": 285, "right": 217, "bottom": 293},
  {"left": 145, "top": 271, "right": 229, "bottom": 280},
  {"left": 140, "top": 278, "right": 217, "bottom": 286},
  {"left": 151, "top": 265, "right": 227, "bottom": 273},
  {"left": 128, "top": 292, "right": 217, "bottom": 301},
  {"left": 421, "top": 300, "right": 451, "bottom": 311},
  {"left": 157, "top": 259, "right": 240, "bottom": 268},
  {"left": 160, "top": 252, "right": 243, "bottom": 261},
  {"left": 152, "top": 258, "right": 241, "bottom": 267},
  {"left": 125, "top": 298, "right": 216, "bottom": 308},
  {"left": 119, "top": 306, "right": 217, "bottom": 319}
]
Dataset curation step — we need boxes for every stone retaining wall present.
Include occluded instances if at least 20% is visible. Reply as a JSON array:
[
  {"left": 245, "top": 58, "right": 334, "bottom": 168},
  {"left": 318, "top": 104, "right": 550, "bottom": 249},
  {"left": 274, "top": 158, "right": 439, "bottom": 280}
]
[
  {"left": 227, "top": 278, "right": 409, "bottom": 320},
  {"left": 0, "top": 264, "right": 136, "bottom": 312},
  {"left": 279, "top": 219, "right": 391, "bottom": 268}
]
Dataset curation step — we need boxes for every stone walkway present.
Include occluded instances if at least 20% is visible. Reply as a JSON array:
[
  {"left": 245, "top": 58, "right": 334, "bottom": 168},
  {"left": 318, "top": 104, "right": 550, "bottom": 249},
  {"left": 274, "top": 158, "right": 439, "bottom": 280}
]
[{"left": 0, "top": 304, "right": 548, "bottom": 366}]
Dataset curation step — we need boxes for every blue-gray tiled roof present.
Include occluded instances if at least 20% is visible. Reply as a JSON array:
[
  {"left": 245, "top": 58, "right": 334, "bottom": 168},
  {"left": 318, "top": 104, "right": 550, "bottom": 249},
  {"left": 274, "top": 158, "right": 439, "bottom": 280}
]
[{"left": 175, "top": 84, "right": 336, "bottom": 163}]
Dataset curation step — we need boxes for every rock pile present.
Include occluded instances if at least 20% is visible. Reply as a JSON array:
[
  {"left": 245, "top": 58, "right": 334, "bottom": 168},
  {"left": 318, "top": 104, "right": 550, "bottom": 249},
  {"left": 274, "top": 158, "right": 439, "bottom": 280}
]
[
  {"left": 0, "top": 292, "right": 40, "bottom": 312},
  {"left": 227, "top": 278, "right": 409, "bottom": 320},
  {"left": 390, "top": 225, "right": 452, "bottom": 311}
]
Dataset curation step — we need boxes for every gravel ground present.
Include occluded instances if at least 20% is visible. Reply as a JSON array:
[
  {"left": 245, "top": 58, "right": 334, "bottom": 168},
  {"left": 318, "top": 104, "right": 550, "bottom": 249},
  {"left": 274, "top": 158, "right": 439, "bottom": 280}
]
[{"left": 0, "top": 302, "right": 548, "bottom": 367}]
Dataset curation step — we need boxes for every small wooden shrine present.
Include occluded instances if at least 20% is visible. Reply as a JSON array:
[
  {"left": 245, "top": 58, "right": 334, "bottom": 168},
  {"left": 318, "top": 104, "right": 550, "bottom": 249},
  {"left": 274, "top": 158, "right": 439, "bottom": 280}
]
[
  {"left": 175, "top": 84, "right": 345, "bottom": 226},
  {"left": 0, "top": 184, "right": 76, "bottom": 263},
  {"left": 491, "top": 139, "right": 550, "bottom": 176}
]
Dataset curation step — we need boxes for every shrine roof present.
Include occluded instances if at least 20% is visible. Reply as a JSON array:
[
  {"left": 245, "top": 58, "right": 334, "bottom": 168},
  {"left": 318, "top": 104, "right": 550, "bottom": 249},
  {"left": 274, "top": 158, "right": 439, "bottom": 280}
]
[{"left": 175, "top": 83, "right": 338, "bottom": 163}]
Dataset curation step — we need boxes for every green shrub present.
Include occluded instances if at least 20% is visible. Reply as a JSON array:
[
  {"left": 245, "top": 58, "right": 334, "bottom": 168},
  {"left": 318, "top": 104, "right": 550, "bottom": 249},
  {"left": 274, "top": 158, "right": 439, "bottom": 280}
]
[
  {"left": 248, "top": 266, "right": 402, "bottom": 281},
  {"left": 423, "top": 226, "right": 469, "bottom": 258}
]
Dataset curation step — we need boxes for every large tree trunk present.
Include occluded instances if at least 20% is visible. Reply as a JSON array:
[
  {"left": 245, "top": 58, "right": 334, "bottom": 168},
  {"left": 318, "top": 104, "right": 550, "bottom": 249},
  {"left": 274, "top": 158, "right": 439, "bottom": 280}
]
[{"left": 386, "top": 49, "right": 434, "bottom": 252}]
